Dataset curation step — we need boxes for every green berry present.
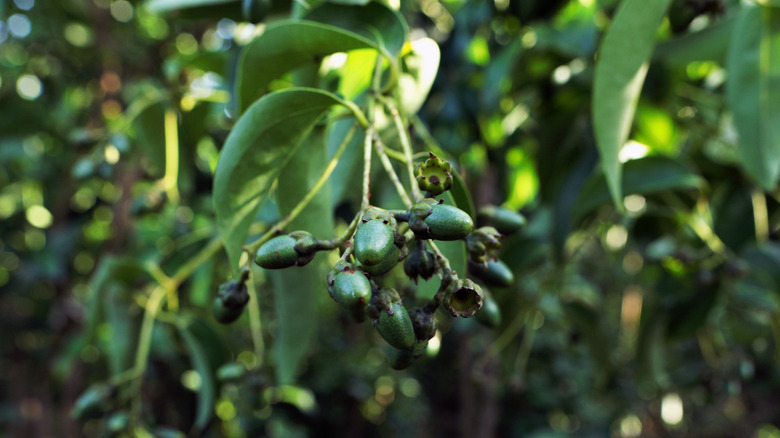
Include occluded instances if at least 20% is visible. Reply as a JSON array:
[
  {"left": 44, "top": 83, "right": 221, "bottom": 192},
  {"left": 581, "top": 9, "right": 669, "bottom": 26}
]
[
  {"left": 358, "top": 244, "right": 400, "bottom": 276},
  {"left": 409, "top": 199, "right": 473, "bottom": 241},
  {"left": 476, "top": 290, "right": 501, "bottom": 328},
  {"left": 469, "top": 259, "right": 514, "bottom": 287},
  {"left": 375, "top": 302, "right": 415, "bottom": 349},
  {"left": 212, "top": 297, "right": 244, "bottom": 324},
  {"left": 254, "top": 232, "right": 318, "bottom": 269},
  {"left": 212, "top": 279, "right": 249, "bottom": 324},
  {"left": 327, "top": 262, "right": 371, "bottom": 322},
  {"left": 254, "top": 235, "right": 298, "bottom": 269},
  {"left": 444, "top": 278, "right": 483, "bottom": 318},
  {"left": 478, "top": 206, "right": 526, "bottom": 235},
  {"left": 416, "top": 153, "right": 454, "bottom": 196},
  {"left": 386, "top": 340, "right": 428, "bottom": 370},
  {"left": 354, "top": 219, "right": 396, "bottom": 266}
]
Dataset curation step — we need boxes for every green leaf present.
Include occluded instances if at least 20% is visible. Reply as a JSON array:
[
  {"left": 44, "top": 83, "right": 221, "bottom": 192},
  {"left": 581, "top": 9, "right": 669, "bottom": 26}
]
[
  {"left": 269, "top": 126, "right": 334, "bottom": 384},
  {"left": 653, "top": 11, "right": 740, "bottom": 67},
  {"left": 450, "top": 170, "right": 475, "bottom": 222},
  {"left": 236, "top": 22, "right": 375, "bottom": 113},
  {"left": 572, "top": 155, "right": 704, "bottom": 221},
  {"left": 304, "top": 2, "right": 407, "bottom": 55},
  {"left": 235, "top": 3, "right": 406, "bottom": 113},
  {"left": 177, "top": 321, "right": 216, "bottom": 432},
  {"left": 213, "top": 88, "right": 350, "bottom": 276},
  {"left": 146, "top": 0, "right": 235, "bottom": 11},
  {"left": 396, "top": 37, "right": 440, "bottom": 116},
  {"left": 726, "top": 5, "right": 780, "bottom": 190},
  {"left": 592, "top": 0, "right": 673, "bottom": 208},
  {"left": 327, "top": 118, "right": 364, "bottom": 204}
]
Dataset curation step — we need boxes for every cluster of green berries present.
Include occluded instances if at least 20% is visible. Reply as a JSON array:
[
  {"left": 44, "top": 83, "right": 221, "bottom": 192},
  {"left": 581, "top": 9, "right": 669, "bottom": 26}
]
[{"left": 213, "top": 154, "right": 526, "bottom": 370}]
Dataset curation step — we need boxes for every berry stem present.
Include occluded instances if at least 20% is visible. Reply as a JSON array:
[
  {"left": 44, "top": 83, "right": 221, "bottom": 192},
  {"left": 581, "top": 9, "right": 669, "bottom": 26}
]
[
  {"left": 245, "top": 269, "right": 265, "bottom": 368},
  {"left": 374, "top": 135, "right": 413, "bottom": 208},
  {"left": 377, "top": 95, "right": 422, "bottom": 202}
]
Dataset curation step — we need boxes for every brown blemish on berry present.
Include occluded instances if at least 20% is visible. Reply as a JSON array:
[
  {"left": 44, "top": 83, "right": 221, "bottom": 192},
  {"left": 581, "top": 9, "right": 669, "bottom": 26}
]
[
  {"left": 429, "top": 176, "right": 440, "bottom": 185},
  {"left": 357, "top": 297, "right": 365, "bottom": 305}
]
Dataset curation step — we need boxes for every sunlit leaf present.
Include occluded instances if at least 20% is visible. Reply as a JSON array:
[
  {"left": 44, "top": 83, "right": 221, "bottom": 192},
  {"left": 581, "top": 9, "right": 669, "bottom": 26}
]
[
  {"left": 726, "top": 5, "right": 780, "bottom": 190},
  {"left": 592, "top": 0, "right": 673, "bottom": 208},
  {"left": 653, "top": 12, "right": 740, "bottom": 66}
]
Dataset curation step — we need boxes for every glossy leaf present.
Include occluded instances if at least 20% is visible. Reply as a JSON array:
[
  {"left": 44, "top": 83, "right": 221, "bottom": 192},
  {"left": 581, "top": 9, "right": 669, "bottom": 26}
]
[
  {"left": 396, "top": 38, "right": 440, "bottom": 116},
  {"left": 213, "top": 88, "right": 349, "bottom": 276},
  {"left": 592, "top": 0, "right": 673, "bottom": 208},
  {"left": 572, "top": 156, "right": 704, "bottom": 221},
  {"left": 653, "top": 12, "right": 740, "bottom": 67},
  {"left": 236, "top": 2, "right": 406, "bottom": 113},
  {"left": 269, "top": 126, "right": 334, "bottom": 384},
  {"left": 146, "top": 0, "right": 235, "bottom": 11},
  {"left": 726, "top": 5, "right": 780, "bottom": 190},
  {"left": 304, "top": 2, "right": 407, "bottom": 56},
  {"left": 236, "top": 22, "right": 374, "bottom": 113},
  {"left": 177, "top": 321, "right": 215, "bottom": 432}
]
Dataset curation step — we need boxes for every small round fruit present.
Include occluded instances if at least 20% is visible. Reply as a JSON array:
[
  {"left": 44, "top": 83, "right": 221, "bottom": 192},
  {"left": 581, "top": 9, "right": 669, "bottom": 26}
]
[
  {"left": 213, "top": 297, "right": 244, "bottom": 324},
  {"left": 386, "top": 340, "right": 428, "bottom": 370},
  {"left": 476, "top": 292, "right": 501, "bottom": 328},
  {"left": 469, "top": 259, "right": 514, "bottom": 287},
  {"left": 328, "top": 267, "right": 371, "bottom": 321},
  {"left": 254, "top": 235, "right": 299, "bottom": 269},
  {"left": 424, "top": 203, "right": 473, "bottom": 240},
  {"left": 375, "top": 303, "right": 415, "bottom": 349},
  {"left": 478, "top": 206, "right": 526, "bottom": 235},
  {"left": 354, "top": 219, "right": 396, "bottom": 266},
  {"left": 358, "top": 244, "right": 400, "bottom": 276}
]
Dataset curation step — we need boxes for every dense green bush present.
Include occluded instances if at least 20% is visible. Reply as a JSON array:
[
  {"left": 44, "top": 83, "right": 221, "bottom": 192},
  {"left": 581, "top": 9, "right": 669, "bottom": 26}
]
[{"left": 2, "top": 0, "right": 780, "bottom": 436}]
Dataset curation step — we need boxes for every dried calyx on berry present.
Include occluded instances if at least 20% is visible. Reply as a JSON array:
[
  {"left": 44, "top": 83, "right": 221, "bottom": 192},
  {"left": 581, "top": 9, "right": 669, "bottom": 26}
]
[
  {"left": 212, "top": 276, "right": 250, "bottom": 324},
  {"left": 254, "top": 230, "right": 320, "bottom": 269},
  {"left": 404, "top": 241, "right": 438, "bottom": 283},
  {"left": 443, "top": 277, "right": 483, "bottom": 318},
  {"left": 416, "top": 153, "right": 454, "bottom": 196},
  {"left": 466, "top": 226, "right": 502, "bottom": 264}
]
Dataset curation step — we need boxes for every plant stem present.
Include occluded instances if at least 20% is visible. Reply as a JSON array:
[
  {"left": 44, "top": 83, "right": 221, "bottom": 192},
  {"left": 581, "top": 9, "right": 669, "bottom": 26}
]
[
  {"left": 171, "top": 235, "right": 224, "bottom": 286},
  {"left": 362, "top": 126, "right": 374, "bottom": 210},
  {"left": 751, "top": 187, "right": 769, "bottom": 244},
  {"left": 378, "top": 96, "right": 422, "bottom": 201},
  {"left": 244, "top": 124, "right": 358, "bottom": 255},
  {"left": 246, "top": 269, "right": 264, "bottom": 368},
  {"left": 130, "top": 285, "right": 167, "bottom": 411},
  {"left": 375, "top": 137, "right": 413, "bottom": 208}
]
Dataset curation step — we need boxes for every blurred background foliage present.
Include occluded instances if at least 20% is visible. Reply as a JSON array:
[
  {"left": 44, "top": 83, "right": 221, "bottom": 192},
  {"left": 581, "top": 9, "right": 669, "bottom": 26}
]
[{"left": 2, "top": 0, "right": 780, "bottom": 437}]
